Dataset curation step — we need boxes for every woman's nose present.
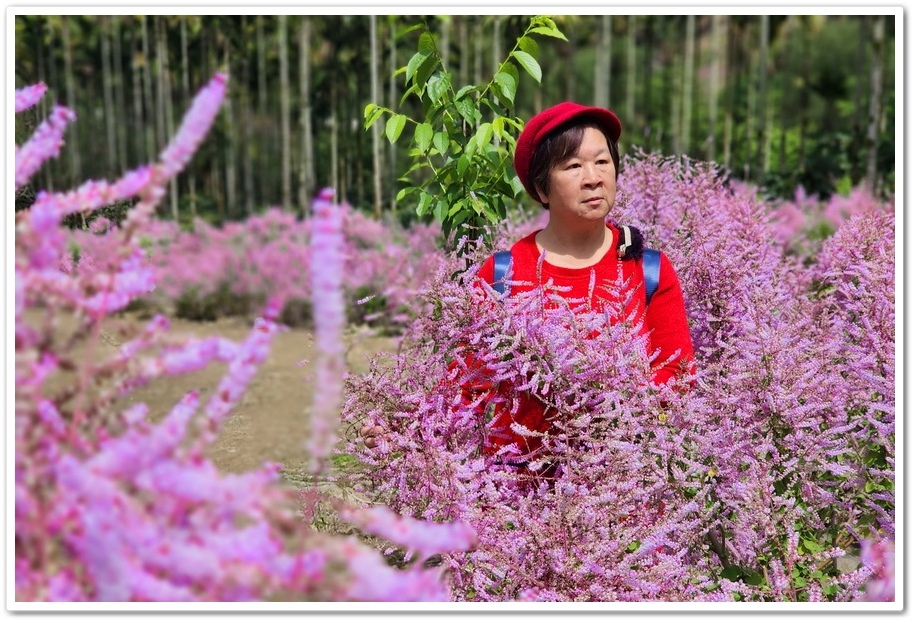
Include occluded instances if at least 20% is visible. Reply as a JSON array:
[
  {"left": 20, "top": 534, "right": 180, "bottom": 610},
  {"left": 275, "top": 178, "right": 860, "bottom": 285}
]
[{"left": 582, "top": 163, "right": 602, "bottom": 186}]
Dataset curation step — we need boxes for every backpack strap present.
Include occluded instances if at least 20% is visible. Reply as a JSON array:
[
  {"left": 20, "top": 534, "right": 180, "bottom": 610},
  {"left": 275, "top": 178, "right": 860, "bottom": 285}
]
[
  {"left": 489, "top": 241, "right": 661, "bottom": 304},
  {"left": 491, "top": 250, "right": 512, "bottom": 294},
  {"left": 642, "top": 247, "right": 661, "bottom": 306}
]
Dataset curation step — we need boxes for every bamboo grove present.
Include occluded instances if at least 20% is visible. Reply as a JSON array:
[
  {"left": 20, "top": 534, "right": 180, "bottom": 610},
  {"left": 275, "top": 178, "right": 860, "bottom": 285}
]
[{"left": 13, "top": 14, "right": 895, "bottom": 227}]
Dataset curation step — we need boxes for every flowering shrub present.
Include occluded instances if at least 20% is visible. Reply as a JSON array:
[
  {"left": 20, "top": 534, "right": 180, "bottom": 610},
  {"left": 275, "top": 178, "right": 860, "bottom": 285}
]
[
  {"left": 341, "top": 153, "right": 896, "bottom": 602},
  {"left": 14, "top": 75, "right": 474, "bottom": 602},
  {"left": 67, "top": 198, "right": 445, "bottom": 330}
]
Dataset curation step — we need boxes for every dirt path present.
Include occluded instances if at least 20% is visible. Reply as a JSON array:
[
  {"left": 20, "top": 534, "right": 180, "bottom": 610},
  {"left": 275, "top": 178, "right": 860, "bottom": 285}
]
[{"left": 113, "top": 314, "right": 401, "bottom": 476}]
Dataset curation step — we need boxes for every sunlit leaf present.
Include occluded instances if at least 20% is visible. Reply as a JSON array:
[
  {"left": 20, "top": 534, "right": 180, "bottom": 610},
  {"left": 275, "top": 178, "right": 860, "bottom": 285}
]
[
  {"left": 414, "top": 122, "right": 434, "bottom": 152},
  {"left": 512, "top": 50, "right": 542, "bottom": 83},
  {"left": 386, "top": 114, "right": 407, "bottom": 143}
]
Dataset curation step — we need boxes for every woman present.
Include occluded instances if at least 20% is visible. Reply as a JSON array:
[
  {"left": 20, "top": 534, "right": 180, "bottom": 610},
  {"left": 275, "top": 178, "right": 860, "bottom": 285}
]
[{"left": 363, "top": 102, "right": 695, "bottom": 465}]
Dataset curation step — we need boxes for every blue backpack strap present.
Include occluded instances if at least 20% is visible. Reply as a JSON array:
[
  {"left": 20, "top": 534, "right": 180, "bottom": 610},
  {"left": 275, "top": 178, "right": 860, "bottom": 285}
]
[
  {"left": 642, "top": 248, "right": 661, "bottom": 305},
  {"left": 491, "top": 250, "right": 512, "bottom": 294}
]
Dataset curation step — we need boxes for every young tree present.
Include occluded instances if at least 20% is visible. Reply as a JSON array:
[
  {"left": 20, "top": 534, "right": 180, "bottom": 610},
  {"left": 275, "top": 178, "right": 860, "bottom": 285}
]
[
  {"left": 865, "top": 15, "right": 885, "bottom": 194},
  {"left": 681, "top": 14, "right": 696, "bottom": 155},
  {"left": 112, "top": 16, "right": 128, "bottom": 173},
  {"left": 279, "top": 15, "right": 292, "bottom": 210},
  {"left": 60, "top": 17, "right": 81, "bottom": 190},
  {"left": 141, "top": 17, "right": 156, "bottom": 163},
  {"left": 370, "top": 15, "right": 383, "bottom": 218},
  {"left": 706, "top": 15, "right": 726, "bottom": 162},
  {"left": 256, "top": 15, "right": 269, "bottom": 206},
  {"left": 626, "top": 15, "right": 636, "bottom": 126},
  {"left": 298, "top": 16, "right": 316, "bottom": 211},
  {"left": 180, "top": 16, "right": 198, "bottom": 219},
  {"left": 157, "top": 16, "right": 179, "bottom": 221},
  {"left": 755, "top": 15, "right": 770, "bottom": 183},
  {"left": 100, "top": 16, "right": 117, "bottom": 174},
  {"left": 594, "top": 14, "right": 611, "bottom": 109}
]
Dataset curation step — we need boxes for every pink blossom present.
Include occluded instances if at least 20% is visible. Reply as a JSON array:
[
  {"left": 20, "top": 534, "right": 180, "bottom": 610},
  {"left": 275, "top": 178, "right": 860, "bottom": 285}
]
[
  {"left": 859, "top": 538, "right": 894, "bottom": 601},
  {"left": 15, "top": 105, "right": 76, "bottom": 190},
  {"left": 158, "top": 72, "right": 228, "bottom": 179},
  {"left": 339, "top": 504, "right": 477, "bottom": 560},
  {"left": 306, "top": 188, "right": 346, "bottom": 473},
  {"left": 15, "top": 81, "right": 46, "bottom": 112}
]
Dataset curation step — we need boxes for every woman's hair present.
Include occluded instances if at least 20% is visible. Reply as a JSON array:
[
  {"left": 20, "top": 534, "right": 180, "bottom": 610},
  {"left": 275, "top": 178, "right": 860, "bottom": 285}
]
[{"left": 527, "top": 120, "right": 621, "bottom": 207}]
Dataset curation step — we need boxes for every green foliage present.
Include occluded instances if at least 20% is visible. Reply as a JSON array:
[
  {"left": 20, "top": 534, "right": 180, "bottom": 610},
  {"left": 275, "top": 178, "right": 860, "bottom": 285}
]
[
  {"left": 280, "top": 297, "right": 313, "bottom": 329},
  {"left": 365, "top": 16, "right": 567, "bottom": 253},
  {"left": 59, "top": 199, "right": 135, "bottom": 230},
  {"left": 174, "top": 283, "right": 263, "bottom": 322}
]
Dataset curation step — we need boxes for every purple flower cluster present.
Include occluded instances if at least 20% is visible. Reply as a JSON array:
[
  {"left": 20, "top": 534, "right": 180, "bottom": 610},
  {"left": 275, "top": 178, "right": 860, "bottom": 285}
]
[
  {"left": 15, "top": 105, "right": 77, "bottom": 190},
  {"left": 306, "top": 187, "right": 346, "bottom": 473},
  {"left": 67, "top": 200, "right": 444, "bottom": 329},
  {"left": 14, "top": 77, "right": 471, "bottom": 602},
  {"left": 341, "top": 152, "right": 896, "bottom": 602},
  {"left": 15, "top": 81, "right": 47, "bottom": 112}
]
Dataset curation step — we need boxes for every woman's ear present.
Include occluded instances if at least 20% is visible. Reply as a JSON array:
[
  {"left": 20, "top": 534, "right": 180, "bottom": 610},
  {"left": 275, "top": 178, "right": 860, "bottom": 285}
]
[{"left": 535, "top": 185, "right": 549, "bottom": 205}]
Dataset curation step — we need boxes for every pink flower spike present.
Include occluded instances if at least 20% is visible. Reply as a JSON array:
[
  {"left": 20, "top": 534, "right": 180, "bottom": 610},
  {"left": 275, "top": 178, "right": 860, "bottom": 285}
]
[
  {"left": 339, "top": 504, "right": 478, "bottom": 560},
  {"left": 306, "top": 187, "right": 345, "bottom": 473},
  {"left": 158, "top": 72, "right": 228, "bottom": 179},
  {"left": 15, "top": 82, "right": 47, "bottom": 113},
  {"left": 15, "top": 105, "right": 76, "bottom": 190}
]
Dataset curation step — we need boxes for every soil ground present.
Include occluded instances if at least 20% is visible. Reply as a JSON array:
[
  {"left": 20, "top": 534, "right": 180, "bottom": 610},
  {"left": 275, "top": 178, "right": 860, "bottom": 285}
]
[
  {"left": 116, "top": 314, "right": 402, "bottom": 477},
  {"left": 31, "top": 307, "right": 400, "bottom": 481}
]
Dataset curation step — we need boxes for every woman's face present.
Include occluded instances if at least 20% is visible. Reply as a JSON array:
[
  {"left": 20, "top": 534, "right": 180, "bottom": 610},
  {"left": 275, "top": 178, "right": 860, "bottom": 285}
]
[{"left": 536, "top": 126, "right": 617, "bottom": 223}]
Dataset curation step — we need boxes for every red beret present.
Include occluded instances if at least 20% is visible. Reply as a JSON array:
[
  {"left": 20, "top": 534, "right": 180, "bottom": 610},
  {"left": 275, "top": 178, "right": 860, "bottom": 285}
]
[{"left": 514, "top": 102, "right": 622, "bottom": 201}]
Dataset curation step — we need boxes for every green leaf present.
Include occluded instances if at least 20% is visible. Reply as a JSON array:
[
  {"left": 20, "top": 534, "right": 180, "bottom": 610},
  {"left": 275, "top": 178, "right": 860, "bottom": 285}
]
[
  {"left": 457, "top": 154, "right": 471, "bottom": 177},
  {"left": 509, "top": 176, "right": 525, "bottom": 197},
  {"left": 414, "top": 122, "right": 434, "bottom": 152},
  {"left": 406, "top": 51, "right": 429, "bottom": 82},
  {"left": 416, "top": 191, "right": 433, "bottom": 216},
  {"left": 480, "top": 201, "right": 500, "bottom": 223},
  {"left": 433, "top": 198, "right": 449, "bottom": 223},
  {"left": 464, "top": 133, "right": 480, "bottom": 157},
  {"left": 418, "top": 31, "right": 436, "bottom": 55},
  {"left": 494, "top": 70, "right": 518, "bottom": 104},
  {"left": 474, "top": 122, "right": 494, "bottom": 150},
  {"left": 455, "top": 85, "right": 478, "bottom": 100},
  {"left": 363, "top": 103, "right": 385, "bottom": 129},
  {"left": 802, "top": 539, "right": 823, "bottom": 553},
  {"left": 452, "top": 209, "right": 471, "bottom": 227},
  {"left": 456, "top": 96, "right": 480, "bottom": 125},
  {"left": 385, "top": 114, "right": 408, "bottom": 143},
  {"left": 516, "top": 35, "right": 539, "bottom": 59},
  {"left": 427, "top": 72, "right": 451, "bottom": 104},
  {"left": 432, "top": 131, "right": 449, "bottom": 154},
  {"left": 449, "top": 199, "right": 467, "bottom": 217},
  {"left": 512, "top": 50, "right": 542, "bottom": 83},
  {"left": 396, "top": 23, "right": 424, "bottom": 39},
  {"left": 505, "top": 116, "right": 525, "bottom": 131},
  {"left": 744, "top": 570, "right": 765, "bottom": 587},
  {"left": 396, "top": 186, "right": 417, "bottom": 202},
  {"left": 529, "top": 25, "right": 568, "bottom": 40},
  {"left": 400, "top": 83, "right": 420, "bottom": 106},
  {"left": 416, "top": 54, "right": 439, "bottom": 90}
]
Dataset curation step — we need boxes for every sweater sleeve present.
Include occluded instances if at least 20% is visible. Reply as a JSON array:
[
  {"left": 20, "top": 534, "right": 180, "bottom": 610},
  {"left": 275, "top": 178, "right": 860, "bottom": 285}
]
[{"left": 644, "top": 252, "right": 696, "bottom": 387}]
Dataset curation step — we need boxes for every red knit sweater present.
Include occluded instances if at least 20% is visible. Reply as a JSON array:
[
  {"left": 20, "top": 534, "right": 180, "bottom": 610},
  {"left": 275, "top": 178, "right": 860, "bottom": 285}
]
[{"left": 468, "top": 223, "right": 695, "bottom": 462}]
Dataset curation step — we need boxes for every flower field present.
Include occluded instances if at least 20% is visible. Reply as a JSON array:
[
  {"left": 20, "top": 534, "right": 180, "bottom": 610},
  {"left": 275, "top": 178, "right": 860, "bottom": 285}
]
[{"left": 13, "top": 73, "right": 896, "bottom": 604}]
